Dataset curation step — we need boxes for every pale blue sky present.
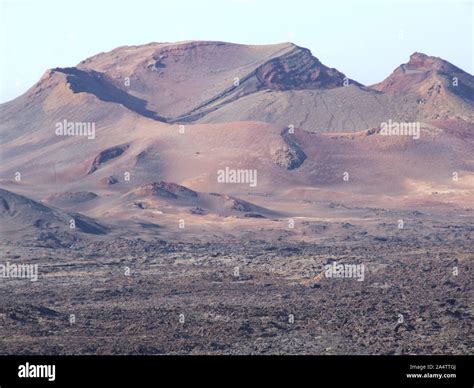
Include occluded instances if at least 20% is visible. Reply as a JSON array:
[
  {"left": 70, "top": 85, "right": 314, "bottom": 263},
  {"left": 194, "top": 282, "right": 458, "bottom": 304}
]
[{"left": 0, "top": 0, "right": 472, "bottom": 103}]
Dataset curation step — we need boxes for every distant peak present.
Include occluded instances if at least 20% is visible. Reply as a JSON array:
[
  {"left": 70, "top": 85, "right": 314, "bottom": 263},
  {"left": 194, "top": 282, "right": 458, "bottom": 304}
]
[
  {"left": 409, "top": 52, "right": 429, "bottom": 60},
  {"left": 405, "top": 52, "right": 458, "bottom": 73},
  {"left": 371, "top": 51, "right": 470, "bottom": 95}
]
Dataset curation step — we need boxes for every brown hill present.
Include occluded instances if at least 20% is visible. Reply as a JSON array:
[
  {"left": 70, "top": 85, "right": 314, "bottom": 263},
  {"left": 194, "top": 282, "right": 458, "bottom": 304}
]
[
  {"left": 372, "top": 52, "right": 474, "bottom": 121},
  {"left": 0, "top": 188, "right": 107, "bottom": 238}
]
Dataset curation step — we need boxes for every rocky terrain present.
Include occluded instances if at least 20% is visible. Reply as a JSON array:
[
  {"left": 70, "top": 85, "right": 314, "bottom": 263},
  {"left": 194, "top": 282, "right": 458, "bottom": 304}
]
[{"left": 0, "top": 210, "right": 472, "bottom": 355}]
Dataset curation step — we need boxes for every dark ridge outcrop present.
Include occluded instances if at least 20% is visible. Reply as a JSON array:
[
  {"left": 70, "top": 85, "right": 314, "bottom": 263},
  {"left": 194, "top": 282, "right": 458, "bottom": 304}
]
[
  {"left": 255, "top": 46, "right": 355, "bottom": 90},
  {"left": 125, "top": 181, "right": 198, "bottom": 200},
  {"left": 43, "top": 191, "right": 98, "bottom": 206},
  {"left": 88, "top": 144, "right": 130, "bottom": 175},
  {"left": 52, "top": 67, "right": 166, "bottom": 121},
  {"left": 99, "top": 175, "right": 119, "bottom": 186},
  {"left": 155, "top": 181, "right": 198, "bottom": 198},
  {"left": 272, "top": 128, "right": 307, "bottom": 170}
]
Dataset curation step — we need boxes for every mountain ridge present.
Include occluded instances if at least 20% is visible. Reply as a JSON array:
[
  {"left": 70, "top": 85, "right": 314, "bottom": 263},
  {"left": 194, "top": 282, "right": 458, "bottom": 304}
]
[{"left": 2, "top": 42, "right": 472, "bottom": 134}]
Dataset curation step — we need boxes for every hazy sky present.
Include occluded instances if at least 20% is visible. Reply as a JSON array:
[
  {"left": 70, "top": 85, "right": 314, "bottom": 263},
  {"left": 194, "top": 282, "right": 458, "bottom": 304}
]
[{"left": 0, "top": 0, "right": 472, "bottom": 103}]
